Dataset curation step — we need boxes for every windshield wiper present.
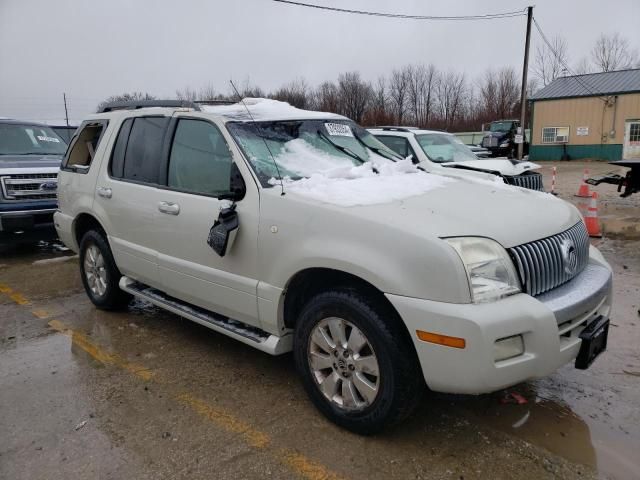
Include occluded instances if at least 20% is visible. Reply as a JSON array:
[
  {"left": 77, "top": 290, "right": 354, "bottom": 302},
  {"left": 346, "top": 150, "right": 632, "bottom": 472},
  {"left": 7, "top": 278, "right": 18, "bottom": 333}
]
[
  {"left": 352, "top": 133, "right": 402, "bottom": 161},
  {"left": 317, "top": 130, "right": 367, "bottom": 165}
]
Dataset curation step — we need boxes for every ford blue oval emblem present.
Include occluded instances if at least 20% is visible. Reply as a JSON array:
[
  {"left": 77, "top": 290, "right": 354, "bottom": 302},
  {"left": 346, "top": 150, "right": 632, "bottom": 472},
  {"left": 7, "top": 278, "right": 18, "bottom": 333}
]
[{"left": 39, "top": 181, "right": 57, "bottom": 191}]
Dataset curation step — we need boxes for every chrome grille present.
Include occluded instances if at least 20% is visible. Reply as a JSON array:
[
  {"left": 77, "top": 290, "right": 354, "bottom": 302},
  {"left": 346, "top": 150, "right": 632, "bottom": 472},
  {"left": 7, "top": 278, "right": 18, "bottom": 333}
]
[
  {"left": 509, "top": 222, "right": 590, "bottom": 297},
  {"left": 503, "top": 172, "right": 544, "bottom": 191},
  {"left": 481, "top": 136, "right": 499, "bottom": 147},
  {"left": 1, "top": 173, "right": 58, "bottom": 201}
]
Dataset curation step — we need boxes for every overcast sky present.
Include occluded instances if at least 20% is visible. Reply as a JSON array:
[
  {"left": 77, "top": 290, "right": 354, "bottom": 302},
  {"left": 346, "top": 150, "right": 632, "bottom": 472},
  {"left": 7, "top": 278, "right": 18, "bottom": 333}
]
[{"left": 1, "top": 0, "right": 638, "bottom": 123}]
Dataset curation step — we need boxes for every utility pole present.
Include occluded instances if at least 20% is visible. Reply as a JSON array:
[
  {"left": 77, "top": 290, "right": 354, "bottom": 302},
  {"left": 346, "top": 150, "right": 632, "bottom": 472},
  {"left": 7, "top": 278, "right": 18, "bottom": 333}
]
[
  {"left": 63, "top": 93, "right": 69, "bottom": 127},
  {"left": 517, "top": 6, "right": 533, "bottom": 160}
]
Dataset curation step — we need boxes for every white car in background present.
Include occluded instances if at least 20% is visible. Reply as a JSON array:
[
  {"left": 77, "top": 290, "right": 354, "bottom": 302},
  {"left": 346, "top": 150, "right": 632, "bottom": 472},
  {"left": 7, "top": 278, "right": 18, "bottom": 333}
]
[{"left": 369, "top": 127, "right": 544, "bottom": 191}]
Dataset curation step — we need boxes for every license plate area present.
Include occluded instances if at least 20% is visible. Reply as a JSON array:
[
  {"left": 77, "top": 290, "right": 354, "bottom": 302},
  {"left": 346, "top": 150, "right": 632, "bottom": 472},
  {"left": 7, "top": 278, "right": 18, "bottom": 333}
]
[{"left": 575, "top": 316, "right": 609, "bottom": 370}]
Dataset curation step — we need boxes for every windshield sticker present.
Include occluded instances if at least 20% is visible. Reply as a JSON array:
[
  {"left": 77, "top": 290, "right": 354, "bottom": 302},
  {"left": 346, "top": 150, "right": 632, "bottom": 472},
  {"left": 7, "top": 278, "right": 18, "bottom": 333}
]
[
  {"left": 325, "top": 123, "right": 353, "bottom": 137},
  {"left": 37, "top": 135, "right": 61, "bottom": 143}
]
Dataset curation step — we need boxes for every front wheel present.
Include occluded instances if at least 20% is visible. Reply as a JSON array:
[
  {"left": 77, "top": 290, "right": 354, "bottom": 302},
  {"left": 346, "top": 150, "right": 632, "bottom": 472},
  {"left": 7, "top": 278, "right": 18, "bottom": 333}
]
[
  {"left": 293, "top": 290, "right": 424, "bottom": 434},
  {"left": 79, "top": 230, "right": 131, "bottom": 310}
]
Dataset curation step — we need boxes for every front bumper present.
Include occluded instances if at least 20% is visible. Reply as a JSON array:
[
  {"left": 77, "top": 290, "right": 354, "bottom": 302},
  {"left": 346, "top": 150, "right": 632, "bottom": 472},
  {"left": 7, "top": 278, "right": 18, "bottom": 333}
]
[
  {"left": 387, "top": 255, "right": 612, "bottom": 395},
  {"left": 0, "top": 202, "right": 58, "bottom": 243}
]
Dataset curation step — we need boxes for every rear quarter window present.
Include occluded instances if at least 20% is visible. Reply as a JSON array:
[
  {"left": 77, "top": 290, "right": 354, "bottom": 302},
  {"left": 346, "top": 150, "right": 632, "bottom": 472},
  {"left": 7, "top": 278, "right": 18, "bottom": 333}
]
[{"left": 61, "top": 120, "right": 108, "bottom": 173}]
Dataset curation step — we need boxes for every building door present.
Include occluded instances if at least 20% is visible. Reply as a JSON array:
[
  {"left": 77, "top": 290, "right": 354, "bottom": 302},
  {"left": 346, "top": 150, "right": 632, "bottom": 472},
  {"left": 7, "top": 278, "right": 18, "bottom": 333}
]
[{"left": 623, "top": 120, "right": 640, "bottom": 159}]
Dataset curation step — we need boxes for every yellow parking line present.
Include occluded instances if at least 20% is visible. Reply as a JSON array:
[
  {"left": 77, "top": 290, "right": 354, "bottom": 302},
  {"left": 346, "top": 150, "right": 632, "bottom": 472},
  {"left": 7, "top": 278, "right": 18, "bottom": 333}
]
[
  {"left": 2, "top": 284, "right": 346, "bottom": 480},
  {"left": 48, "top": 319, "right": 154, "bottom": 381},
  {"left": 0, "top": 283, "right": 30, "bottom": 305}
]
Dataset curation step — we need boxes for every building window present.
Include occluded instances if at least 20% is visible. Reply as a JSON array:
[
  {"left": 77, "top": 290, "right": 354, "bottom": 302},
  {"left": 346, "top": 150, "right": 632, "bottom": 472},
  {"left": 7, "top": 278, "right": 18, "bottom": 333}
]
[
  {"left": 542, "top": 126, "right": 569, "bottom": 144},
  {"left": 630, "top": 123, "right": 640, "bottom": 143}
]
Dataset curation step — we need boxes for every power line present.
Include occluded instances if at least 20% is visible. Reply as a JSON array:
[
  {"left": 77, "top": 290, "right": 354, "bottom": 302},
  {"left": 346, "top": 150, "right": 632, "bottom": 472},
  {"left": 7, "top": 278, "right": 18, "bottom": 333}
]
[
  {"left": 273, "top": 0, "right": 527, "bottom": 21},
  {"left": 532, "top": 17, "right": 608, "bottom": 102}
]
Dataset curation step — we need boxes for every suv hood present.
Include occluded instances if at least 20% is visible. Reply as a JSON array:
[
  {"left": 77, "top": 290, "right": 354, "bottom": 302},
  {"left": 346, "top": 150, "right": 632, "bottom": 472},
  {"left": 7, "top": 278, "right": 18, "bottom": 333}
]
[
  {"left": 0, "top": 154, "right": 62, "bottom": 170},
  {"left": 284, "top": 173, "right": 579, "bottom": 248},
  {"left": 443, "top": 159, "right": 540, "bottom": 176}
]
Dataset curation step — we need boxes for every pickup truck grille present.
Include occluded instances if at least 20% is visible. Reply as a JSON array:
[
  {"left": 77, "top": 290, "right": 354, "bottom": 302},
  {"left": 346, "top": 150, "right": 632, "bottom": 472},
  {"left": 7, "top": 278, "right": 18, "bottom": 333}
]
[
  {"left": 1, "top": 173, "right": 58, "bottom": 200},
  {"left": 481, "top": 136, "right": 499, "bottom": 147},
  {"left": 503, "top": 172, "right": 544, "bottom": 191},
  {"left": 509, "top": 221, "right": 590, "bottom": 297}
]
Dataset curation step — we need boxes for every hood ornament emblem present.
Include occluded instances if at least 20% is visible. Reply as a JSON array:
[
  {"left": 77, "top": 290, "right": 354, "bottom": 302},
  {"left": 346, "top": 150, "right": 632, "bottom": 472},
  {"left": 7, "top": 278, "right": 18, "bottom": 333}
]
[{"left": 560, "top": 238, "right": 578, "bottom": 275}]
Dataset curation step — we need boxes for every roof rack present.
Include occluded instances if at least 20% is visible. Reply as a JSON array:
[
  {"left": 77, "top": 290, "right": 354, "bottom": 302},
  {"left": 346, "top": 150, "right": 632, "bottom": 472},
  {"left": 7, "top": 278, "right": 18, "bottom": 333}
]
[
  {"left": 97, "top": 100, "right": 202, "bottom": 113},
  {"left": 376, "top": 126, "right": 420, "bottom": 132}
]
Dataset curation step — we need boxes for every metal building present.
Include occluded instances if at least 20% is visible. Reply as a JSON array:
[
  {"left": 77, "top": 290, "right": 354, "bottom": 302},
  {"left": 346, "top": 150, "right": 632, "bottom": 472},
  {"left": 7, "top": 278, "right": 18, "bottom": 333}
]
[{"left": 529, "top": 68, "right": 640, "bottom": 161}]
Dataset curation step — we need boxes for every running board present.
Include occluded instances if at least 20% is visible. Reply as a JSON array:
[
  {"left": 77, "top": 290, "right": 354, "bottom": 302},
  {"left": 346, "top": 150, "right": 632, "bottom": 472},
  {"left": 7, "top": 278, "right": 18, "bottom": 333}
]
[{"left": 119, "top": 276, "right": 292, "bottom": 355}]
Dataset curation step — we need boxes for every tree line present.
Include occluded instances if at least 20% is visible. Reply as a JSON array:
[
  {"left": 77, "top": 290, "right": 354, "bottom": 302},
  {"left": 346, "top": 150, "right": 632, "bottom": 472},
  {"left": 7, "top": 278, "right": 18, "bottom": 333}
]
[{"left": 99, "top": 32, "right": 638, "bottom": 133}]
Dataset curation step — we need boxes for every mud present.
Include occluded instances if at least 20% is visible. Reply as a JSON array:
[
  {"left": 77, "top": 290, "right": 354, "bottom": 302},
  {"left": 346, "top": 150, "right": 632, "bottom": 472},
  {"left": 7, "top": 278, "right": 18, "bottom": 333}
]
[{"left": 1, "top": 176, "right": 640, "bottom": 479}]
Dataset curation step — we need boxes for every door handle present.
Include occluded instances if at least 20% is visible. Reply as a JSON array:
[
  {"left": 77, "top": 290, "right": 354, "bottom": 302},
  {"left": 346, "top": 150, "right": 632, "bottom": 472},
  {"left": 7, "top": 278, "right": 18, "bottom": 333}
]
[
  {"left": 97, "top": 187, "right": 112, "bottom": 199},
  {"left": 158, "top": 201, "right": 180, "bottom": 215}
]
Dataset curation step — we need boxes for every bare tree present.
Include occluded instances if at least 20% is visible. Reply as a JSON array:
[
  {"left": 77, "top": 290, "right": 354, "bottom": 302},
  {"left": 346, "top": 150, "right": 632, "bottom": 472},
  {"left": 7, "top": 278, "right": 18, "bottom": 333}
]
[
  {"left": 388, "top": 67, "right": 410, "bottom": 124},
  {"left": 271, "top": 77, "right": 311, "bottom": 109},
  {"left": 573, "top": 57, "right": 594, "bottom": 75},
  {"left": 591, "top": 33, "right": 640, "bottom": 72},
  {"left": 435, "top": 71, "right": 467, "bottom": 130},
  {"left": 407, "top": 64, "right": 438, "bottom": 127},
  {"left": 337, "top": 72, "right": 372, "bottom": 123},
  {"left": 97, "top": 91, "right": 156, "bottom": 112},
  {"left": 367, "top": 76, "right": 393, "bottom": 126},
  {"left": 313, "top": 81, "right": 340, "bottom": 113},
  {"left": 533, "top": 36, "right": 569, "bottom": 86}
]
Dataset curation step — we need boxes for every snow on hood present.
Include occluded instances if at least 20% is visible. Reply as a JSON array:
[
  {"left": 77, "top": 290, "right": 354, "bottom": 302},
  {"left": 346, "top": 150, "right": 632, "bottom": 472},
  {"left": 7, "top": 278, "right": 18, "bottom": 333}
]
[
  {"left": 202, "top": 98, "right": 347, "bottom": 122},
  {"left": 272, "top": 159, "right": 455, "bottom": 207},
  {"left": 444, "top": 159, "right": 540, "bottom": 176}
]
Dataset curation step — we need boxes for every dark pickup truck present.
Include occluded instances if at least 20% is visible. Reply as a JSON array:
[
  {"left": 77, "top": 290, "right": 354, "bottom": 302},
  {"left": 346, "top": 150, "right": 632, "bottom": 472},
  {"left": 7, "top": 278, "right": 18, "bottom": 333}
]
[{"left": 0, "top": 119, "right": 66, "bottom": 245}]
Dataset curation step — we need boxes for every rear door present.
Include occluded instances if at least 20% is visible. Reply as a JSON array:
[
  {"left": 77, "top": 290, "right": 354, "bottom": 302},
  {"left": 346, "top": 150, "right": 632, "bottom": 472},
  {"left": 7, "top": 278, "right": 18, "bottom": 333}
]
[
  {"left": 152, "top": 115, "right": 260, "bottom": 326},
  {"left": 94, "top": 115, "right": 169, "bottom": 287}
]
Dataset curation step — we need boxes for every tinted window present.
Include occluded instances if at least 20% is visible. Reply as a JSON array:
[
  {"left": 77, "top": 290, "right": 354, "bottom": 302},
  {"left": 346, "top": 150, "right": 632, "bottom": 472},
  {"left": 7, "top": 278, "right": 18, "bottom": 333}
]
[
  {"left": 168, "top": 119, "right": 233, "bottom": 196},
  {"left": 376, "top": 136, "right": 411, "bottom": 157},
  {"left": 62, "top": 121, "right": 107, "bottom": 172},
  {"left": 121, "top": 117, "right": 169, "bottom": 183},
  {"left": 110, "top": 118, "right": 133, "bottom": 178}
]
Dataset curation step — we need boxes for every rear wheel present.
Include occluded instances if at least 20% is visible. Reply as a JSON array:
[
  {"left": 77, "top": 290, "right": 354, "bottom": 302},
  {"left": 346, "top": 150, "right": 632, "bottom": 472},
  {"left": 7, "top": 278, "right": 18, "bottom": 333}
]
[
  {"left": 79, "top": 230, "right": 131, "bottom": 310},
  {"left": 293, "top": 289, "right": 424, "bottom": 434}
]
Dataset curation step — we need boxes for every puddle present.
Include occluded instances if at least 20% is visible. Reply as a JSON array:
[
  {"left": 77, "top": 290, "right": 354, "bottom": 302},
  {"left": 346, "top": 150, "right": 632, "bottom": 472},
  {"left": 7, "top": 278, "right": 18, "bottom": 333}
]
[{"left": 457, "top": 383, "right": 640, "bottom": 480}]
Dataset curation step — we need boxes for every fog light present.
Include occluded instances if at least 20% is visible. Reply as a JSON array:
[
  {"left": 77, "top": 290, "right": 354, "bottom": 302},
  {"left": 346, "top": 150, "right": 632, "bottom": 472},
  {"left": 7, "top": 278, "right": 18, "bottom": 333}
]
[{"left": 493, "top": 335, "right": 524, "bottom": 361}]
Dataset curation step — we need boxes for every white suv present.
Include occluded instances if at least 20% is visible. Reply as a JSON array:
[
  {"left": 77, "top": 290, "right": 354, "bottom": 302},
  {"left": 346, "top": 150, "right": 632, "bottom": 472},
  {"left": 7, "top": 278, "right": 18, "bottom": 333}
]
[
  {"left": 55, "top": 99, "right": 613, "bottom": 433},
  {"left": 369, "top": 127, "right": 544, "bottom": 191}
]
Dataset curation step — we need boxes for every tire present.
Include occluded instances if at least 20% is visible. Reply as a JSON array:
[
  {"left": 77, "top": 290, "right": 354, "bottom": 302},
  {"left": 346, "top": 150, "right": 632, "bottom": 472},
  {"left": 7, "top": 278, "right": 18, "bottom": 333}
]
[
  {"left": 79, "top": 230, "right": 131, "bottom": 310},
  {"left": 293, "top": 289, "right": 424, "bottom": 434}
]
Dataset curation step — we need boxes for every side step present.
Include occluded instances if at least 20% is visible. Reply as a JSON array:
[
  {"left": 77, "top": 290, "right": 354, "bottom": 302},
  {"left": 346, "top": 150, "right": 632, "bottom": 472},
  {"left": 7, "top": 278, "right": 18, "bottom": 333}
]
[{"left": 119, "top": 277, "right": 292, "bottom": 355}]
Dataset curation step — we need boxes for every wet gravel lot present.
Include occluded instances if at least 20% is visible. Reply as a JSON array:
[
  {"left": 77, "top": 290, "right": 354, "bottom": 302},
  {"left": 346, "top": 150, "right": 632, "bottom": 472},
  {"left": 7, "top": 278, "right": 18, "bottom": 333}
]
[{"left": 1, "top": 161, "right": 639, "bottom": 480}]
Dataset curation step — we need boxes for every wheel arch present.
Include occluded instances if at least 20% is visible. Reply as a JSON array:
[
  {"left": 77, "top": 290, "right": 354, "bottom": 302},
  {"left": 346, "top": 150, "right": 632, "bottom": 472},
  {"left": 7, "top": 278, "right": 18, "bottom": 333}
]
[{"left": 73, "top": 212, "right": 107, "bottom": 246}]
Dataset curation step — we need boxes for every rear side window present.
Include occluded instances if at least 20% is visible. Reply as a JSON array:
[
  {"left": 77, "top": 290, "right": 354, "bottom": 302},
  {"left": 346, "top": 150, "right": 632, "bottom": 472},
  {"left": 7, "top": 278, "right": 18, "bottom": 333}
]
[
  {"left": 110, "top": 116, "right": 169, "bottom": 184},
  {"left": 62, "top": 121, "right": 108, "bottom": 173}
]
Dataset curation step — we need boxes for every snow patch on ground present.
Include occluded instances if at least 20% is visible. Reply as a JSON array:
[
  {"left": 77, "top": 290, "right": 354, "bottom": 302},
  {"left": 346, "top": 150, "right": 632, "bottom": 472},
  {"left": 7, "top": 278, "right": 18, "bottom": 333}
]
[
  {"left": 272, "top": 159, "right": 455, "bottom": 207},
  {"left": 202, "top": 98, "right": 345, "bottom": 122}
]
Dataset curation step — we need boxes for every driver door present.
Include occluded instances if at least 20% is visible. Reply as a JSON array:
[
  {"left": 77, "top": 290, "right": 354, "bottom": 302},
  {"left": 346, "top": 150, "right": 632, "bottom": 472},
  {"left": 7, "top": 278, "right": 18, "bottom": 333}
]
[{"left": 152, "top": 116, "right": 260, "bottom": 326}]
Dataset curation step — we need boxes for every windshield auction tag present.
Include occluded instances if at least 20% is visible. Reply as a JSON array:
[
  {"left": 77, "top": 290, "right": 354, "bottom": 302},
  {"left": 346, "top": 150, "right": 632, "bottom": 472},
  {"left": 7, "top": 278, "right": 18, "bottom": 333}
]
[
  {"left": 324, "top": 123, "right": 353, "bottom": 137},
  {"left": 37, "top": 135, "right": 60, "bottom": 143}
]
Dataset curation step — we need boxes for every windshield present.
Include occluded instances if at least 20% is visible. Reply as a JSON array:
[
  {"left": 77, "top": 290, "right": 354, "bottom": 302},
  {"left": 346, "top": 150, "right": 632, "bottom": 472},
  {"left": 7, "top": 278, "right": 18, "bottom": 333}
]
[
  {"left": 0, "top": 123, "right": 67, "bottom": 155},
  {"left": 489, "top": 121, "right": 514, "bottom": 133},
  {"left": 415, "top": 133, "right": 478, "bottom": 163},
  {"left": 227, "top": 119, "right": 402, "bottom": 186}
]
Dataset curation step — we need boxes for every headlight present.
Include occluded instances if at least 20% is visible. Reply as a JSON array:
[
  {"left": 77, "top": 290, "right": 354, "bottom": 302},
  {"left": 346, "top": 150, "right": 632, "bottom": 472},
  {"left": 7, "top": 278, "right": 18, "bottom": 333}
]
[
  {"left": 445, "top": 237, "right": 521, "bottom": 303},
  {"left": 499, "top": 142, "right": 510, "bottom": 148}
]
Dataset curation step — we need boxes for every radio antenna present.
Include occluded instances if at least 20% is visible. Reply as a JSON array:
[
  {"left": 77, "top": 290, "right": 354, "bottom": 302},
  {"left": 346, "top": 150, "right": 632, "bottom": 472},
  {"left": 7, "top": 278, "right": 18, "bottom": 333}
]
[{"left": 229, "top": 80, "right": 285, "bottom": 196}]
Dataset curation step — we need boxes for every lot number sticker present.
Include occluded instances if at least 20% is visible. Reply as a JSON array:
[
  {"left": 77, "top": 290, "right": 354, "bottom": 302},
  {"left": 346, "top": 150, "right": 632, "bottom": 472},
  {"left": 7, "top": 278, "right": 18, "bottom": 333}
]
[
  {"left": 325, "top": 123, "right": 353, "bottom": 137},
  {"left": 37, "top": 135, "right": 61, "bottom": 143}
]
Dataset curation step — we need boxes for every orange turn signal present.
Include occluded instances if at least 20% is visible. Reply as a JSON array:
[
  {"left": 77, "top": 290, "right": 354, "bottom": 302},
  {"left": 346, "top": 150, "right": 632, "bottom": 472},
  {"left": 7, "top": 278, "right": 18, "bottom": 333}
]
[{"left": 416, "top": 330, "right": 466, "bottom": 349}]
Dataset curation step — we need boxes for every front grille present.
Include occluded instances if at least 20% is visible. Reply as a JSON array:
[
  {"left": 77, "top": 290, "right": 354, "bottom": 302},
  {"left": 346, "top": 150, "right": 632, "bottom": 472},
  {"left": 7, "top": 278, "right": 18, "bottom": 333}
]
[
  {"left": 482, "top": 136, "right": 499, "bottom": 147},
  {"left": 503, "top": 172, "right": 544, "bottom": 191},
  {"left": 509, "top": 222, "right": 590, "bottom": 297},
  {"left": 1, "top": 173, "right": 58, "bottom": 201}
]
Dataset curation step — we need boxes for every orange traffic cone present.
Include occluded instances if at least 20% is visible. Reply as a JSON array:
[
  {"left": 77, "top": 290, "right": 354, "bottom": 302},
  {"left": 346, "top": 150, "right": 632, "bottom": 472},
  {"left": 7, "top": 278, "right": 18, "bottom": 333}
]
[
  {"left": 575, "top": 169, "right": 591, "bottom": 197},
  {"left": 585, "top": 192, "right": 602, "bottom": 238}
]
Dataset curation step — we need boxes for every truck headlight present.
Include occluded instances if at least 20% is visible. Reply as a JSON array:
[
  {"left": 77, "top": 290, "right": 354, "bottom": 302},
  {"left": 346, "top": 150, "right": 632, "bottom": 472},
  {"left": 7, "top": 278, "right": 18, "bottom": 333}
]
[
  {"left": 499, "top": 142, "right": 510, "bottom": 148},
  {"left": 445, "top": 237, "right": 521, "bottom": 303}
]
